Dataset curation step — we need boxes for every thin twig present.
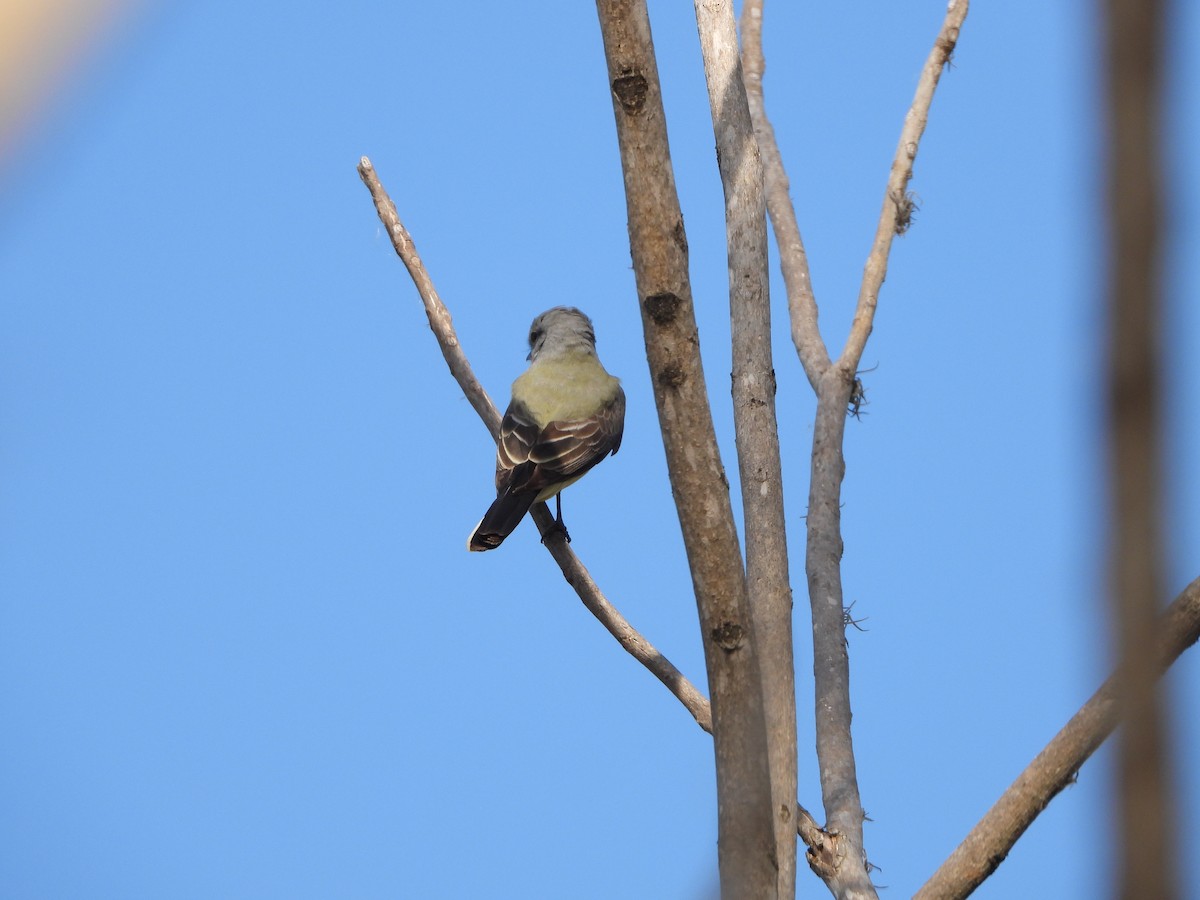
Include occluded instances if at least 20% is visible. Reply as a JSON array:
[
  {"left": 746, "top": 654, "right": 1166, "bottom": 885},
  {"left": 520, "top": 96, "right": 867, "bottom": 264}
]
[
  {"left": 356, "top": 156, "right": 711, "bottom": 732},
  {"left": 739, "top": 0, "right": 831, "bottom": 389},
  {"left": 839, "top": 0, "right": 969, "bottom": 373},
  {"left": 533, "top": 506, "right": 713, "bottom": 732},
  {"left": 915, "top": 577, "right": 1200, "bottom": 900},
  {"left": 357, "top": 157, "right": 500, "bottom": 437}
]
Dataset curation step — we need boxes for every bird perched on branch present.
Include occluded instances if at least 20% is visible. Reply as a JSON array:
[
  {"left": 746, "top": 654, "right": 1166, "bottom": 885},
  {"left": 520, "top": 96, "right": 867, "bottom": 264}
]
[{"left": 468, "top": 307, "right": 625, "bottom": 552}]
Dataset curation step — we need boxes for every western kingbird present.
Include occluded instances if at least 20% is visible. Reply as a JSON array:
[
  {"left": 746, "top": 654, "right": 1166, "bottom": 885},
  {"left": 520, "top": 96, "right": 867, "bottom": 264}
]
[{"left": 469, "top": 306, "right": 625, "bottom": 551}]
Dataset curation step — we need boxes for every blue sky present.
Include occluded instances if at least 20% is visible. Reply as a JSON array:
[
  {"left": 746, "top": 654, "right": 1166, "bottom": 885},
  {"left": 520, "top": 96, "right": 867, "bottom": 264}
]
[{"left": 1, "top": 1, "right": 1197, "bottom": 897}]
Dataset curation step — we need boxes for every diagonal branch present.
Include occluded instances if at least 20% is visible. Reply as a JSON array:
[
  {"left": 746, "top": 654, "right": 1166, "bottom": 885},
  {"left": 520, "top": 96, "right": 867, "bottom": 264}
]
[
  {"left": 739, "top": 0, "right": 831, "bottom": 388},
  {"left": 532, "top": 507, "right": 713, "bottom": 733},
  {"left": 356, "top": 156, "right": 711, "bottom": 732},
  {"left": 840, "top": 0, "right": 969, "bottom": 373},
  {"left": 915, "top": 576, "right": 1200, "bottom": 900},
  {"left": 358, "top": 157, "right": 500, "bottom": 438}
]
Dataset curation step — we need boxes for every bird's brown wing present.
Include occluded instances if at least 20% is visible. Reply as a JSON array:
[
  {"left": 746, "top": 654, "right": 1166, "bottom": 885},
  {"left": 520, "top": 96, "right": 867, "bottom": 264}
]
[
  {"left": 493, "top": 388, "right": 625, "bottom": 497},
  {"left": 530, "top": 387, "right": 624, "bottom": 478},
  {"left": 494, "top": 400, "right": 541, "bottom": 494}
]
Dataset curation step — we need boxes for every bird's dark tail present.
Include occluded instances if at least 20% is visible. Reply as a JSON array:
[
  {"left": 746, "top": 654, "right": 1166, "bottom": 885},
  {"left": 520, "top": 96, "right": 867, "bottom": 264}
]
[{"left": 468, "top": 492, "right": 538, "bottom": 551}]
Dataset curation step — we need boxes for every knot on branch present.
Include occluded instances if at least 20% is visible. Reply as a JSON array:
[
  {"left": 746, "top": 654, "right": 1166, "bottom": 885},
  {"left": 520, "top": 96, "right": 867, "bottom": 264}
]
[
  {"left": 612, "top": 71, "right": 649, "bottom": 114},
  {"left": 710, "top": 621, "right": 745, "bottom": 652},
  {"left": 644, "top": 291, "right": 682, "bottom": 325},
  {"left": 804, "top": 828, "right": 840, "bottom": 882},
  {"left": 656, "top": 362, "right": 686, "bottom": 390},
  {"left": 890, "top": 189, "right": 919, "bottom": 234},
  {"left": 672, "top": 218, "right": 688, "bottom": 253},
  {"left": 939, "top": 30, "right": 960, "bottom": 59}
]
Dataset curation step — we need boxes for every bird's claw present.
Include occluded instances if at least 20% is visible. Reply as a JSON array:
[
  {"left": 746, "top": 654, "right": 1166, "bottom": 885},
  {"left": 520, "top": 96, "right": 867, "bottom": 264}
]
[{"left": 540, "top": 520, "right": 571, "bottom": 545}]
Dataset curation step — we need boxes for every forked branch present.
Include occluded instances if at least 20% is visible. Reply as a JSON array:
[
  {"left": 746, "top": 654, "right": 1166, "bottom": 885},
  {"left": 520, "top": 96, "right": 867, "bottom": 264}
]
[{"left": 739, "top": 2, "right": 970, "bottom": 897}]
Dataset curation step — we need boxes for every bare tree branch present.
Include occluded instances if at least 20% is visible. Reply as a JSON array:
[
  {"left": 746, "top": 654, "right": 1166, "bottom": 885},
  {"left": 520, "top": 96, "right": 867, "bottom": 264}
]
[
  {"left": 356, "top": 156, "right": 711, "bottom": 733},
  {"left": 533, "top": 506, "right": 713, "bottom": 733},
  {"left": 916, "top": 577, "right": 1200, "bottom": 900},
  {"left": 357, "top": 157, "right": 500, "bottom": 438},
  {"left": 839, "top": 0, "right": 969, "bottom": 373},
  {"left": 693, "top": 1, "right": 798, "bottom": 895},
  {"left": 739, "top": 0, "right": 831, "bottom": 388},
  {"left": 593, "top": 3, "right": 778, "bottom": 895},
  {"left": 804, "top": 379, "right": 877, "bottom": 900},
  {"left": 1103, "top": 0, "right": 1178, "bottom": 894},
  {"left": 737, "top": 4, "right": 874, "bottom": 894}
]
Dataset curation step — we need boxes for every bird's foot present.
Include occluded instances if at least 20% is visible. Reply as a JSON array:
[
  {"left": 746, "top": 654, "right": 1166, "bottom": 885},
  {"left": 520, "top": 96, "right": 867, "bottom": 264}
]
[{"left": 540, "top": 519, "right": 571, "bottom": 545}]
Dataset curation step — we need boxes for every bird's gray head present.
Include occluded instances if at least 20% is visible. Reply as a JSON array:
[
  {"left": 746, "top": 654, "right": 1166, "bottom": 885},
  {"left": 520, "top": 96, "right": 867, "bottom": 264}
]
[{"left": 526, "top": 306, "right": 599, "bottom": 362}]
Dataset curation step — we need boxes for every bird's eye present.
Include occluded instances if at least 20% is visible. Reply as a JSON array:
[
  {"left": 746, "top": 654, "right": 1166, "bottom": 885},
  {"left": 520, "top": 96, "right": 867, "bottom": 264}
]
[{"left": 529, "top": 329, "right": 543, "bottom": 345}]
